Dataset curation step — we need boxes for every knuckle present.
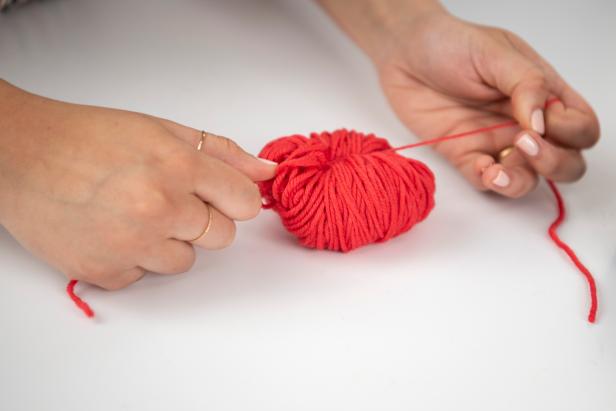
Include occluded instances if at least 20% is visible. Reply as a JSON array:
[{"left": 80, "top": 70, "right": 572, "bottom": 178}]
[
  {"left": 512, "top": 67, "right": 547, "bottom": 98},
  {"left": 128, "top": 188, "right": 173, "bottom": 221},
  {"left": 525, "top": 67, "right": 547, "bottom": 86},
  {"left": 219, "top": 135, "right": 242, "bottom": 155},
  {"left": 163, "top": 148, "right": 196, "bottom": 175}
]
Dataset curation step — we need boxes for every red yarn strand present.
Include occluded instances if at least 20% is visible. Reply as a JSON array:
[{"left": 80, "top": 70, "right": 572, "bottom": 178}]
[
  {"left": 393, "top": 121, "right": 518, "bottom": 152},
  {"left": 546, "top": 180, "right": 598, "bottom": 323},
  {"left": 66, "top": 279, "right": 94, "bottom": 318}
]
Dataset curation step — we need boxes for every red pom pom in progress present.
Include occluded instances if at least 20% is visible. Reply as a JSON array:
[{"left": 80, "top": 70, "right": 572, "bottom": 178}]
[{"left": 258, "top": 129, "right": 435, "bottom": 252}]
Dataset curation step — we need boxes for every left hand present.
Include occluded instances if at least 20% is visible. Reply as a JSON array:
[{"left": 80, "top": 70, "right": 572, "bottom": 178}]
[{"left": 376, "top": 11, "right": 600, "bottom": 198}]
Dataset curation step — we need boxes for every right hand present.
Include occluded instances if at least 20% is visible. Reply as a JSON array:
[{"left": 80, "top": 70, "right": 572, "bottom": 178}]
[
  {"left": 0, "top": 80, "right": 276, "bottom": 290},
  {"left": 374, "top": 12, "right": 599, "bottom": 198}
]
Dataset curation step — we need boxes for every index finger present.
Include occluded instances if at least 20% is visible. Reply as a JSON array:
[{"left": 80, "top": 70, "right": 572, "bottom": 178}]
[
  {"left": 151, "top": 116, "right": 276, "bottom": 182},
  {"left": 193, "top": 153, "right": 263, "bottom": 221}
]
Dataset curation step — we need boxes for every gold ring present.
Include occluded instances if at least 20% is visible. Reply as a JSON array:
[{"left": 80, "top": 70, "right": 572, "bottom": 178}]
[
  {"left": 197, "top": 130, "right": 206, "bottom": 151},
  {"left": 498, "top": 146, "right": 515, "bottom": 163},
  {"left": 189, "top": 203, "right": 213, "bottom": 242}
]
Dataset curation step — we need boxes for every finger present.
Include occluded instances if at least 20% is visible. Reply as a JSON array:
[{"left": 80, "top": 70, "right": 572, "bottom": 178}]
[
  {"left": 454, "top": 151, "right": 496, "bottom": 191},
  {"left": 139, "top": 239, "right": 196, "bottom": 275},
  {"left": 169, "top": 195, "right": 237, "bottom": 249},
  {"left": 544, "top": 97, "right": 600, "bottom": 149},
  {"left": 194, "top": 154, "right": 263, "bottom": 221},
  {"left": 481, "top": 163, "right": 539, "bottom": 198},
  {"left": 487, "top": 48, "right": 551, "bottom": 135},
  {"left": 153, "top": 117, "right": 276, "bottom": 182},
  {"left": 435, "top": 114, "right": 521, "bottom": 190},
  {"left": 500, "top": 32, "right": 600, "bottom": 146},
  {"left": 485, "top": 34, "right": 600, "bottom": 149},
  {"left": 513, "top": 130, "right": 586, "bottom": 182},
  {"left": 92, "top": 267, "right": 146, "bottom": 291},
  {"left": 511, "top": 74, "right": 550, "bottom": 136},
  {"left": 502, "top": 64, "right": 550, "bottom": 134},
  {"left": 485, "top": 75, "right": 599, "bottom": 150},
  {"left": 189, "top": 203, "right": 237, "bottom": 250}
]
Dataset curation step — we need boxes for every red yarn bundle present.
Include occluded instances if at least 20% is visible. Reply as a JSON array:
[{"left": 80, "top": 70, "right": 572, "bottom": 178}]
[{"left": 258, "top": 129, "right": 435, "bottom": 252}]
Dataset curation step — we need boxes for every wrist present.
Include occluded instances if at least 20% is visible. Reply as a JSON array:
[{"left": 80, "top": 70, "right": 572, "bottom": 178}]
[{"left": 319, "top": 0, "right": 448, "bottom": 64}]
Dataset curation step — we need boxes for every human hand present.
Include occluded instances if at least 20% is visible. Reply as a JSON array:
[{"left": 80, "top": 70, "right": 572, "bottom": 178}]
[
  {"left": 320, "top": 0, "right": 599, "bottom": 198},
  {"left": 0, "top": 80, "right": 275, "bottom": 289},
  {"left": 377, "top": 11, "right": 600, "bottom": 197}
]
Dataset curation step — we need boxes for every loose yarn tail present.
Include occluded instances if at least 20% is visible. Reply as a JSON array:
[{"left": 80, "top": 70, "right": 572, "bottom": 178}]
[
  {"left": 546, "top": 180, "right": 598, "bottom": 323},
  {"left": 392, "top": 120, "right": 598, "bottom": 323},
  {"left": 67, "top": 279, "right": 94, "bottom": 318},
  {"left": 393, "top": 122, "right": 598, "bottom": 323}
]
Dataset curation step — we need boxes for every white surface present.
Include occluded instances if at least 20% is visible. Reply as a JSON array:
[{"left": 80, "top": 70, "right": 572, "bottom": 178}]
[{"left": 0, "top": 1, "right": 615, "bottom": 410}]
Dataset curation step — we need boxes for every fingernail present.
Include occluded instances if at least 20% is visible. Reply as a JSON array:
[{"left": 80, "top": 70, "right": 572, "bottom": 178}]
[
  {"left": 516, "top": 133, "right": 539, "bottom": 156},
  {"left": 258, "top": 157, "right": 277, "bottom": 165},
  {"left": 492, "top": 170, "right": 510, "bottom": 187},
  {"left": 531, "top": 109, "right": 545, "bottom": 135}
]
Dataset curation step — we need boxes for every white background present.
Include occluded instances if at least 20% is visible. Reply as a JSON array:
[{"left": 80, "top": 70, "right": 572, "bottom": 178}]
[{"left": 0, "top": 1, "right": 614, "bottom": 410}]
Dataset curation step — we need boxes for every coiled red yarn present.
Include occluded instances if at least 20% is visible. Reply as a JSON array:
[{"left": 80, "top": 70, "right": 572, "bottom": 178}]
[{"left": 258, "top": 129, "right": 435, "bottom": 252}]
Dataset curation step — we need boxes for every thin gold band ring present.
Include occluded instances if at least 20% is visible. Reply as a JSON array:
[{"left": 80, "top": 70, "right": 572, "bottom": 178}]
[
  {"left": 190, "top": 131, "right": 212, "bottom": 243},
  {"left": 189, "top": 203, "right": 213, "bottom": 243},
  {"left": 197, "top": 130, "right": 206, "bottom": 151},
  {"left": 498, "top": 146, "right": 515, "bottom": 163}
]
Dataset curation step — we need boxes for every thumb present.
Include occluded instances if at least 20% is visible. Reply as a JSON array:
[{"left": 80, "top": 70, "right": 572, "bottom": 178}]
[
  {"left": 153, "top": 117, "right": 277, "bottom": 182},
  {"left": 488, "top": 47, "right": 551, "bottom": 135}
]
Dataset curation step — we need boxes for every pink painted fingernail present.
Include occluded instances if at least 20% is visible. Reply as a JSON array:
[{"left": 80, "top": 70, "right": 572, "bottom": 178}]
[
  {"left": 531, "top": 109, "right": 545, "bottom": 135},
  {"left": 516, "top": 133, "right": 539, "bottom": 156},
  {"left": 492, "top": 170, "right": 510, "bottom": 187}
]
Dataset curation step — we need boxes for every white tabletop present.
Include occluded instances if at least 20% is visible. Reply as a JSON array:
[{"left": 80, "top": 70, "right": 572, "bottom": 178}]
[{"left": 1, "top": 1, "right": 614, "bottom": 410}]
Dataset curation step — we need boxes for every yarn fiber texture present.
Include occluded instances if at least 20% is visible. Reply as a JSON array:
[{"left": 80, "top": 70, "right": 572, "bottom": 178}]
[{"left": 258, "top": 129, "right": 435, "bottom": 252}]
